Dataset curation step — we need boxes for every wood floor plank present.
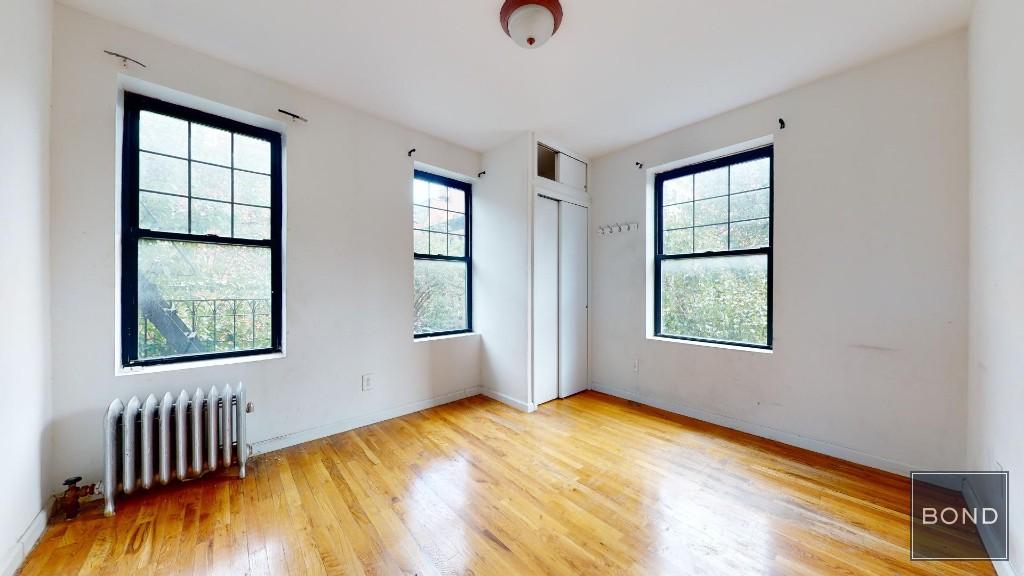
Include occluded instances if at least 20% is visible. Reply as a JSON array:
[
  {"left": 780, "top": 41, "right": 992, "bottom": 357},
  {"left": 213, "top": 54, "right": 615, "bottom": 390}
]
[{"left": 20, "top": 392, "right": 995, "bottom": 575}]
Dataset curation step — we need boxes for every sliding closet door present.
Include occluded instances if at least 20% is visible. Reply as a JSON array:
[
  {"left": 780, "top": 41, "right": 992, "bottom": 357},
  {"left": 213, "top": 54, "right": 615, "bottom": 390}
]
[
  {"left": 533, "top": 196, "right": 559, "bottom": 405},
  {"left": 559, "top": 201, "right": 588, "bottom": 398}
]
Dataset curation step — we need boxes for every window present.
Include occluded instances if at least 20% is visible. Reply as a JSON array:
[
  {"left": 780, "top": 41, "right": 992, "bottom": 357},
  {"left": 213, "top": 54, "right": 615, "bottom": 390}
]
[
  {"left": 654, "top": 146, "right": 772, "bottom": 349},
  {"left": 120, "top": 93, "right": 283, "bottom": 367},
  {"left": 413, "top": 170, "right": 471, "bottom": 337}
]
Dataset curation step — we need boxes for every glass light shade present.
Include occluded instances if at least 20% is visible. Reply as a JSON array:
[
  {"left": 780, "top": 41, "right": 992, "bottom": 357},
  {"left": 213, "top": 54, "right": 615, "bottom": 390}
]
[{"left": 507, "top": 4, "right": 556, "bottom": 49}]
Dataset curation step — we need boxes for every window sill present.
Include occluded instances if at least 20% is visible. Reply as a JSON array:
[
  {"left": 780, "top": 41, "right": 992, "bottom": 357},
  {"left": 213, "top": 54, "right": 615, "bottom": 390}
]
[
  {"left": 414, "top": 332, "right": 478, "bottom": 343},
  {"left": 116, "top": 351, "right": 286, "bottom": 377},
  {"left": 646, "top": 336, "right": 773, "bottom": 354}
]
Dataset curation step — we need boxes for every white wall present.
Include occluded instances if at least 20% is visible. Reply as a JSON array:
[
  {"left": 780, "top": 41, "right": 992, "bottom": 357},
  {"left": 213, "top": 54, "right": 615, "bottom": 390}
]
[
  {"left": 0, "top": 0, "right": 52, "bottom": 572},
  {"left": 968, "top": 0, "right": 1023, "bottom": 570},
  {"left": 589, "top": 32, "right": 969, "bottom": 473},
  {"left": 475, "top": 133, "right": 533, "bottom": 410},
  {"left": 49, "top": 5, "right": 482, "bottom": 488}
]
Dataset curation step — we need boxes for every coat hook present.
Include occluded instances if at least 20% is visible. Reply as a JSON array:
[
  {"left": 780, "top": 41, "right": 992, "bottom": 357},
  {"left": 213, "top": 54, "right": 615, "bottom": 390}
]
[
  {"left": 778, "top": 118, "right": 786, "bottom": 130},
  {"left": 635, "top": 161, "right": 644, "bottom": 170},
  {"left": 408, "top": 148, "right": 417, "bottom": 157},
  {"left": 478, "top": 171, "right": 486, "bottom": 178}
]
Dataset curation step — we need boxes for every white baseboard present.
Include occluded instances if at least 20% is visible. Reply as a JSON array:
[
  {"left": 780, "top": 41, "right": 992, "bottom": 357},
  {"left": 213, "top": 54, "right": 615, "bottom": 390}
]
[
  {"left": 1, "top": 508, "right": 47, "bottom": 576},
  {"left": 481, "top": 388, "right": 535, "bottom": 413},
  {"left": 993, "top": 561, "right": 1020, "bottom": 576},
  {"left": 590, "top": 382, "right": 919, "bottom": 476},
  {"left": 962, "top": 478, "right": 1016, "bottom": 575},
  {"left": 252, "top": 386, "right": 482, "bottom": 455}
]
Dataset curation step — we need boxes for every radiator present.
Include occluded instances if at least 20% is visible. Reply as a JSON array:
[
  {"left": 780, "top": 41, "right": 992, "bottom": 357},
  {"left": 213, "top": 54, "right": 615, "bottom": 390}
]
[{"left": 102, "top": 383, "right": 250, "bottom": 516}]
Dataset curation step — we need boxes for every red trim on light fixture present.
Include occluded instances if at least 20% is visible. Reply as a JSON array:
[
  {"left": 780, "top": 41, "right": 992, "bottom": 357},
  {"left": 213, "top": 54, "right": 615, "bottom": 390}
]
[{"left": 500, "top": 0, "right": 564, "bottom": 37}]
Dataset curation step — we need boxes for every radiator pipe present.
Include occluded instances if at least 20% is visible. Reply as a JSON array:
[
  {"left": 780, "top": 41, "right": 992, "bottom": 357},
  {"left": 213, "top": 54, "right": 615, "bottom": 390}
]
[
  {"left": 237, "top": 383, "right": 248, "bottom": 478},
  {"left": 103, "top": 399, "right": 124, "bottom": 516},
  {"left": 221, "top": 383, "right": 233, "bottom": 469},
  {"left": 158, "top": 392, "right": 173, "bottom": 484},
  {"left": 175, "top": 390, "right": 188, "bottom": 479},
  {"left": 140, "top": 395, "right": 157, "bottom": 490},
  {"left": 207, "top": 386, "right": 219, "bottom": 472},
  {"left": 122, "top": 396, "right": 140, "bottom": 494},
  {"left": 191, "top": 388, "right": 204, "bottom": 475}
]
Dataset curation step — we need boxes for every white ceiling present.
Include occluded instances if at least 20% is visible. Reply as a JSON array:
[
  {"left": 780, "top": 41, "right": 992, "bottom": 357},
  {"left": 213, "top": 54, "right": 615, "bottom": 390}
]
[{"left": 61, "top": 0, "right": 972, "bottom": 157}]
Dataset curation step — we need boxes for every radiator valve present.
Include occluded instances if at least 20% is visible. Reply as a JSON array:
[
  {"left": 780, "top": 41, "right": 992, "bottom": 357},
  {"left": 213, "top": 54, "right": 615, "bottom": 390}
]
[{"left": 59, "top": 476, "right": 95, "bottom": 520}]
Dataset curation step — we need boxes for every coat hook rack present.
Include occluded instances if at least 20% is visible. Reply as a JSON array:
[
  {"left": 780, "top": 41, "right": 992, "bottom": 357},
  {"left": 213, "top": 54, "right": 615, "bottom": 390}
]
[
  {"left": 408, "top": 148, "right": 417, "bottom": 157},
  {"left": 597, "top": 222, "right": 639, "bottom": 236},
  {"left": 277, "top": 109, "right": 308, "bottom": 123},
  {"left": 104, "top": 50, "right": 146, "bottom": 69}
]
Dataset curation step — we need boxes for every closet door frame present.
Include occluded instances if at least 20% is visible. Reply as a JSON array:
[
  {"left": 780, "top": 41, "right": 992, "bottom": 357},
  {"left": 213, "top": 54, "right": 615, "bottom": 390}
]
[
  {"left": 532, "top": 181, "right": 590, "bottom": 406},
  {"left": 557, "top": 199, "right": 589, "bottom": 398},
  {"left": 533, "top": 195, "right": 560, "bottom": 405}
]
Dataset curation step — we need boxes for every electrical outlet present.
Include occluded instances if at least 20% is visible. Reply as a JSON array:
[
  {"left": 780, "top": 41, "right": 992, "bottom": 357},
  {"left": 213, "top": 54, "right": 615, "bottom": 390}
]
[{"left": 361, "top": 373, "right": 375, "bottom": 391}]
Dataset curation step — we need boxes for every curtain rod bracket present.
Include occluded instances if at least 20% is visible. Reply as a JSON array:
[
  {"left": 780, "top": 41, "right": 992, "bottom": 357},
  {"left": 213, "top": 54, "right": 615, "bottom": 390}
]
[
  {"left": 104, "top": 50, "right": 146, "bottom": 69},
  {"left": 278, "top": 109, "right": 308, "bottom": 123}
]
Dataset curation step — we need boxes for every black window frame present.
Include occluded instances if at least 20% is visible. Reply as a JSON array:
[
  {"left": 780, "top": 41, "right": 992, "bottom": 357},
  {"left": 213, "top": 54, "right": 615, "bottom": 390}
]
[
  {"left": 413, "top": 170, "right": 473, "bottom": 339},
  {"left": 654, "top": 145, "right": 773, "bottom": 350},
  {"left": 120, "top": 92, "right": 284, "bottom": 368}
]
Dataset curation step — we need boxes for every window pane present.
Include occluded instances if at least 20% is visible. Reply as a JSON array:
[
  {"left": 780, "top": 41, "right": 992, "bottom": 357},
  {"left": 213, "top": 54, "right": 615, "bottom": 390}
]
[
  {"left": 429, "top": 232, "right": 448, "bottom": 256},
  {"left": 447, "top": 188, "right": 466, "bottom": 213},
  {"left": 663, "top": 203, "right": 692, "bottom": 229},
  {"left": 233, "top": 134, "right": 270, "bottom": 173},
  {"left": 191, "top": 124, "right": 231, "bottom": 166},
  {"left": 234, "top": 205, "right": 271, "bottom": 240},
  {"left": 663, "top": 228, "right": 693, "bottom": 255},
  {"left": 663, "top": 175, "right": 693, "bottom": 205},
  {"left": 694, "top": 196, "right": 728, "bottom": 226},
  {"left": 137, "top": 239, "right": 271, "bottom": 360},
  {"left": 191, "top": 199, "right": 231, "bottom": 236},
  {"left": 730, "top": 157, "right": 769, "bottom": 194},
  {"left": 139, "top": 192, "right": 187, "bottom": 233},
  {"left": 429, "top": 182, "right": 447, "bottom": 209},
  {"left": 139, "top": 111, "right": 187, "bottom": 157},
  {"left": 448, "top": 212, "right": 466, "bottom": 235},
  {"left": 660, "top": 254, "right": 768, "bottom": 346},
  {"left": 191, "top": 163, "right": 231, "bottom": 201},
  {"left": 234, "top": 171, "right": 271, "bottom": 206},
  {"left": 449, "top": 234, "right": 465, "bottom": 257},
  {"left": 414, "top": 179, "right": 429, "bottom": 205},
  {"left": 139, "top": 152, "right": 187, "bottom": 195},
  {"left": 414, "top": 259, "right": 468, "bottom": 335},
  {"left": 414, "top": 230, "right": 429, "bottom": 253},
  {"left": 729, "top": 188, "right": 769, "bottom": 221},
  {"left": 413, "top": 205, "right": 429, "bottom": 230},
  {"left": 694, "top": 167, "right": 728, "bottom": 199},
  {"left": 730, "top": 219, "right": 769, "bottom": 250},
  {"left": 694, "top": 224, "right": 728, "bottom": 252},
  {"left": 428, "top": 208, "right": 447, "bottom": 232}
]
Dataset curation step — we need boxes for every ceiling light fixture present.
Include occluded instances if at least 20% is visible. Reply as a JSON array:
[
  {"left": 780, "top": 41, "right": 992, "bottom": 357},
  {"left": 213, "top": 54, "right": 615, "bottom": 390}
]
[{"left": 500, "top": 0, "right": 563, "bottom": 50}]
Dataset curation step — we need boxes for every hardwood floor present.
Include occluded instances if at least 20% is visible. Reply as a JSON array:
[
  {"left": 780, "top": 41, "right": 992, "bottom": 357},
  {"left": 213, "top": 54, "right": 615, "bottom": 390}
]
[{"left": 20, "top": 392, "right": 994, "bottom": 575}]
